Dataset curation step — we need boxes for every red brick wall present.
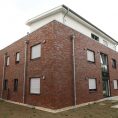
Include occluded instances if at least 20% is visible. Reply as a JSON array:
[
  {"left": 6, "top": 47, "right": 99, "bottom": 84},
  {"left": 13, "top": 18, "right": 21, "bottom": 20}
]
[
  {"left": 50, "top": 21, "right": 118, "bottom": 108},
  {"left": 25, "top": 21, "right": 57, "bottom": 109},
  {"left": 0, "top": 20, "right": 118, "bottom": 109},
  {"left": 0, "top": 38, "right": 26, "bottom": 102}
]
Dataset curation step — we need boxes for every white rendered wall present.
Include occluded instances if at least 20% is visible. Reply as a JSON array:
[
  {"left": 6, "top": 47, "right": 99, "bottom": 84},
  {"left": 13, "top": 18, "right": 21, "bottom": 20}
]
[
  {"left": 63, "top": 15, "right": 116, "bottom": 50},
  {"left": 29, "top": 12, "right": 63, "bottom": 32},
  {"left": 29, "top": 12, "right": 116, "bottom": 50}
]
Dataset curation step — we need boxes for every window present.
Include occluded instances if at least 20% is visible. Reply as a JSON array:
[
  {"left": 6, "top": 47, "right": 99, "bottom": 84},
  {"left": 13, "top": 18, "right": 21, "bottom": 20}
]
[
  {"left": 113, "top": 80, "right": 118, "bottom": 89},
  {"left": 4, "top": 80, "right": 8, "bottom": 90},
  {"left": 87, "top": 50, "right": 95, "bottom": 62},
  {"left": 100, "top": 53, "right": 108, "bottom": 65},
  {"left": 103, "top": 40, "right": 108, "bottom": 47},
  {"left": 100, "top": 53, "right": 108, "bottom": 73},
  {"left": 91, "top": 33, "right": 99, "bottom": 41},
  {"left": 30, "top": 78, "right": 40, "bottom": 94},
  {"left": 6, "top": 56, "right": 10, "bottom": 66},
  {"left": 14, "top": 79, "right": 18, "bottom": 91},
  {"left": 16, "top": 52, "right": 20, "bottom": 63},
  {"left": 31, "top": 44, "right": 41, "bottom": 59},
  {"left": 112, "top": 59, "right": 116, "bottom": 69},
  {"left": 88, "top": 78, "right": 97, "bottom": 91}
]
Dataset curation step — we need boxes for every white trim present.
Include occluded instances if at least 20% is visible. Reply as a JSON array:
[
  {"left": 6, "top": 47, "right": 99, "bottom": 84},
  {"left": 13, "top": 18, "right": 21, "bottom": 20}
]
[{"left": 26, "top": 5, "right": 64, "bottom": 25}]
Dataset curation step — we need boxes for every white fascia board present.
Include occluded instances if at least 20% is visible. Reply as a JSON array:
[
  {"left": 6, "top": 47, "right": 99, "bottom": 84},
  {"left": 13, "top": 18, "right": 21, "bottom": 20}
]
[{"left": 26, "top": 6, "right": 65, "bottom": 25}]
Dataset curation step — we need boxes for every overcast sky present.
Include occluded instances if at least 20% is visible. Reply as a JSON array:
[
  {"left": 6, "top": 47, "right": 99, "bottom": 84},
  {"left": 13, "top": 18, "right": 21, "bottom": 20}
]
[{"left": 0, "top": 0, "right": 118, "bottom": 49}]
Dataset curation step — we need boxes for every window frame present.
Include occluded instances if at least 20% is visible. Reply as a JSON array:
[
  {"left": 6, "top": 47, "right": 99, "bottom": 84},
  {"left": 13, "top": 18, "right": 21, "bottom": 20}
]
[
  {"left": 87, "top": 49, "right": 95, "bottom": 63},
  {"left": 30, "top": 43, "right": 41, "bottom": 60},
  {"left": 88, "top": 78, "right": 97, "bottom": 92},
  {"left": 14, "top": 79, "right": 18, "bottom": 92},
  {"left": 30, "top": 77, "right": 40, "bottom": 95},
  {"left": 15, "top": 52, "right": 20, "bottom": 64}
]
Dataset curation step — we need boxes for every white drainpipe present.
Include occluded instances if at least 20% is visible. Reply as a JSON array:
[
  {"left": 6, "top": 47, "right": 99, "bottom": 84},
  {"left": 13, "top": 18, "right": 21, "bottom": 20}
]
[
  {"left": 1, "top": 53, "right": 6, "bottom": 98},
  {"left": 72, "top": 34, "right": 77, "bottom": 106},
  {"left": 23, "top": 33, "right": 29, "bottom": 103}
]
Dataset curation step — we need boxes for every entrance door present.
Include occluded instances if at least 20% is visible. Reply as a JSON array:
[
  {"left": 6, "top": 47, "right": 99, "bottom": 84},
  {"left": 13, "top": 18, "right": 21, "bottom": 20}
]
[{"left": 102, "top": 80, "right": 110, "bottom": 97}]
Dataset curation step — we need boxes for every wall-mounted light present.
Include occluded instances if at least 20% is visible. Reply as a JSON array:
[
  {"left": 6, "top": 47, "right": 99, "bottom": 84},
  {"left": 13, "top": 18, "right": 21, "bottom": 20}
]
[
  {"left": 42, "top": 40, "right": 46, "bottom": 44},
  {"left": 42, "top": 75, "right": 45, "bottom": 80}
]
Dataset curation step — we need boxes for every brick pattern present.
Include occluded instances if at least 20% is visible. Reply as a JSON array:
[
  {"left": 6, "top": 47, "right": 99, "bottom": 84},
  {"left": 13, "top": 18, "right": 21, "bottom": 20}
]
[{"left": 0, "top": 20, "right": 118, "bottom": 109}]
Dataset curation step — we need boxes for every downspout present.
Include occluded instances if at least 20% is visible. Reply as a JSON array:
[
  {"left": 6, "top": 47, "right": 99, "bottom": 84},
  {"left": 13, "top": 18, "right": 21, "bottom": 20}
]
[
  {"left": 1, "top": 53, "right": 6, "bottom": 98},
  {"left": 23, "top": 32, "right": 29, "bottom": 103},
  {"left": 63, "top": 7, "right": 69, "bottom": 24},
  {"left": 63, "top": 6, "right": 77, "bottom": 106},
  {"left": 71, "top": 34, "right": 77, "bottom": 106}
]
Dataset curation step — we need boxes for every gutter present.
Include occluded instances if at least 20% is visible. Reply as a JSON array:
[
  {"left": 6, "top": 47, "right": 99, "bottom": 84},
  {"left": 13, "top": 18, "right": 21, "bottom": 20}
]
[{"left": 23, "top": 33, "right": 29, "bottom": 103}]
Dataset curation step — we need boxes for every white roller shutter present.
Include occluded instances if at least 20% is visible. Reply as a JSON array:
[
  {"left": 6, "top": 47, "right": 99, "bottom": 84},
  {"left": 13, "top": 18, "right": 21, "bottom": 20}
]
[
  {"left": 87, "top": 50, "right": 94, "bottom": 62},
  {"left": 30, "top": 78, "right": 40, "bottom": 94},
  {"left": 6, "top": 57, "right": 10, "bottom": 66},
  {"left": 113, "top": 80, "right": 118, "bottom": 89},
  {"left": 31, "top": 44, "right": 41, "bottom": 59},
  {"left": 89, "top": 78, "right": 96, "bottom": 90},
  {"left": 16, "top": 52, "right": 20, "bottom": 61}
]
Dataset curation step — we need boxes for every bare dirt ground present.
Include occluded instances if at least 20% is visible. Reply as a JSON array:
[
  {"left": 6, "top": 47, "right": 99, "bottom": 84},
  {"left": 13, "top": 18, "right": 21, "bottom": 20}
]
[{"left": 0, "top": 100, "right": 118, "bottom": 118}]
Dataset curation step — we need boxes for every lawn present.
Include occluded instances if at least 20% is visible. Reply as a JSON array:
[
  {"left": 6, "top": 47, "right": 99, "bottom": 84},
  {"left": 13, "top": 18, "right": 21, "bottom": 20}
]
[{"left": 0, "top": 100, "right": 118, "bottom": 118}]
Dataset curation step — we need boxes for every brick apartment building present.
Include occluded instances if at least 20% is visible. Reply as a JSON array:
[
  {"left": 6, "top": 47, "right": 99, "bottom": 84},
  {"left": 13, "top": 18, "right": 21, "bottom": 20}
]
[{"left": 0, "top": 5, "right": 118, "bottom": 111}]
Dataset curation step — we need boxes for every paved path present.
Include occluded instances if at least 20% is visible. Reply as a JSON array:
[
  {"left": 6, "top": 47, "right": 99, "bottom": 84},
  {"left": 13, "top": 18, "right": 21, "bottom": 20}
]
[{"left": 107, "top": 96, "right": 118, "bottom": 108}]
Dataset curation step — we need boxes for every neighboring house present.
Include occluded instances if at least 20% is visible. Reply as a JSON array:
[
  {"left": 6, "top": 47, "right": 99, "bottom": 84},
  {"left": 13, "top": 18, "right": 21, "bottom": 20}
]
[{"left": 0, "top": 5, "right": 118, "bottom": 111}]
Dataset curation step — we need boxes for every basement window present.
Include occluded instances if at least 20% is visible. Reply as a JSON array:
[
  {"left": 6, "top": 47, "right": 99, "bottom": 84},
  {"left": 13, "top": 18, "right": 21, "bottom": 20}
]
[
  {"left": 4, "top": 80, "right": 8, "bottom": 90},
  {"left": 87, "top": 50, "right": 95, "bottom": 63},
  {"left": 31, "top": 44, "right": 41, "bottom": 59},
  {"left": 16, "top": 52, "right": 20, "bottom": 64},
  {"left": 88, "top": 78, "right": 97, "bottom": 91},
  {"left": 14, "top": 79, "right": 18, "bottom": 92},
  {"left": 113, "top": 80, "right": 118, "bottom": 89},
  {"left": 91, "top": 33, "right": 99, "bottom": 41},
  {"left": 30, "top": 78, "right": 40, "bottom": 94},
  {"left": 112, "top": 59, "right": 116, "bottom": 69}
]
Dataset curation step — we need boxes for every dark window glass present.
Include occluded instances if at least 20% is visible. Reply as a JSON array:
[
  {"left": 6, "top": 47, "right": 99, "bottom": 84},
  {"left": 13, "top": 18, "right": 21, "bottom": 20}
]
[
  {"left": 14, "top": 79, "right": 18, "bottom": 91},
  {"left": 91, "top": 33, "right": 99, "bottom": 41},
  {"left": 4, "top": 80, "right": 8, "bottom": 90},
  {"left": 112, "top": 59, "right": 116, "bottom": 69}
]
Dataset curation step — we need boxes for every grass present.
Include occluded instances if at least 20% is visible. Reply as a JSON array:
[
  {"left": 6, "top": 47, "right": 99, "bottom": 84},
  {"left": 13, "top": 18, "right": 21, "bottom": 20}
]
[{"left": 0, "top": 100, "right": 118, "bottom": 118}]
